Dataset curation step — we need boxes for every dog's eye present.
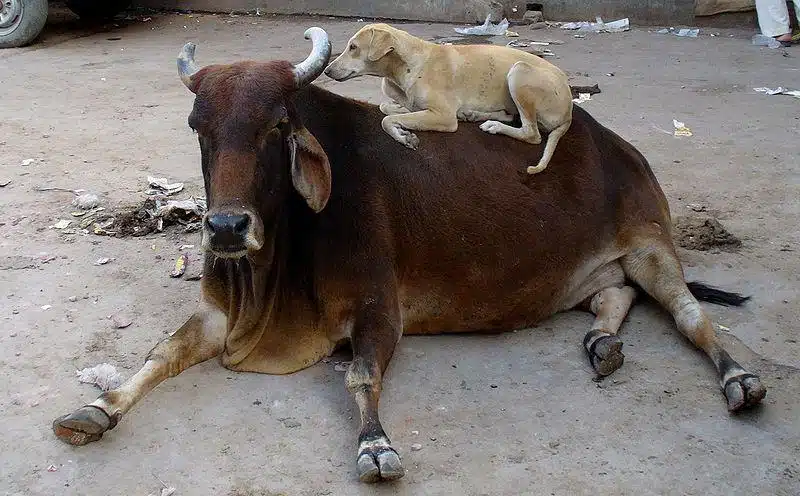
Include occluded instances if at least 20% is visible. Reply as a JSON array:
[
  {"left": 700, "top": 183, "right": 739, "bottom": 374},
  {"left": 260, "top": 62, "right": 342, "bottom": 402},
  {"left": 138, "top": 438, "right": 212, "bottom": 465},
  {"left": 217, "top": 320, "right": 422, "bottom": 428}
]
[{"left": 349, "top": 43, "right": 356, "bottom": 51}]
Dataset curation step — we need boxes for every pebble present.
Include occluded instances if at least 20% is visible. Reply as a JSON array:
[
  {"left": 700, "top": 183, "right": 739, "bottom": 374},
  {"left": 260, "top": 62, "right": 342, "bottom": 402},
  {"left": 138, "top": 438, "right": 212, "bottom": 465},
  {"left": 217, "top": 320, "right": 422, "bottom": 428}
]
[
  {"left": 410, "top": 443, "right": 423, "bottom": 451},
  {"left": 68, "top": 296, "right": 78, "bottom": 302}
]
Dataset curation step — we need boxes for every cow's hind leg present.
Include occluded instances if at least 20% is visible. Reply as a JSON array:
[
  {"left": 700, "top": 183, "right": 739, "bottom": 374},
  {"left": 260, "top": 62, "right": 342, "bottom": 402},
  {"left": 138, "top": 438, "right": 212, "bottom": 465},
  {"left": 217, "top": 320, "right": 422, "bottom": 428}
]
[
  {"left": 53, "top": 302, "right": 226, "bottom": 445},
  {"left": 583, "top": 286, "right": 637, "bottom": 376},
  {"left": 622, "top": 243, "right": 766, "bottom": 411},
  {"left": 346, "top": 289, "right": 405, "bottom": 483}
]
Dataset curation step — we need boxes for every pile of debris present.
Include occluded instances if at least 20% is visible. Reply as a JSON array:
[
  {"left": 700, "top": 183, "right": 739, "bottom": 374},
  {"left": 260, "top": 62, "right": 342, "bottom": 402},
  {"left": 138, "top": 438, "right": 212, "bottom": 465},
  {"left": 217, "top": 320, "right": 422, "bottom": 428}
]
[
  {"left": 93, "top": 196, "right": 207, "bottom": 237},
  {"left": 49, "top": 176, "right": 207, "bottom": 238}
]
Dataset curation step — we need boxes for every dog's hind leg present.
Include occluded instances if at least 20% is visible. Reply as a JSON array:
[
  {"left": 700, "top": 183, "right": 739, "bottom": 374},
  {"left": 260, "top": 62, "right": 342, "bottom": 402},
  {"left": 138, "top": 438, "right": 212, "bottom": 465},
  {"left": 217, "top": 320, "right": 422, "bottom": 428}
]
[{"left": 479, "top": 62, "right": 543, "bottom": 145}]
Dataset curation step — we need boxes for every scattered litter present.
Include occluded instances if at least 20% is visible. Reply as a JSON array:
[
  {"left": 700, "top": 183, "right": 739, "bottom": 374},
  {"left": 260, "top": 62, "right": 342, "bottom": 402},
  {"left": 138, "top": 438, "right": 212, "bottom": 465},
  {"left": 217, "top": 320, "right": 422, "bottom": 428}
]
[
  {"left": 454, "top": 15, "right": 510, "bottom": 36},
  {"left": 561, "top": 17, "right": 629, "bottom": 33},
  {"left": 142, "top": 17, "right": 152, "bottom": 22},
  {"left": 52, "top": 220, "right": 72, "bottom": 229},
  {"left": 411, "top": 430, "right": 419, "bottom": 435},
  {"left": 0, "top": 180, "right": 10, "bottom": 187},
  {"left": 179, "top": 244, "right": 195, "bottom": 250},
  {"left": 47, "top": 465, "right": 58, "bottom": 472},
  {"left": 674, "top": 28, "right": 699, "bottom": 37},
  {"left": 72, "top": 193, "right": 100, "bottom": 210},
  {"left": 146, "top": 176, "right": 185, "bottom": 196},
  {"left": 606, "top": 72, "right": 614, "bottom": 76},
  {"left": 170, "top": 254, "right": 188, "bottom": 278},
  {"left": 505, "top": 30, "right": 519, "bottom": 37},
  {"left": 673, "top": 119, "right": 693, "bottom": 137},
  {"left": 686, "top": 203, "right": 707, "bottom": 212},
  {"left": 754, "top": 87, "right": 800, "bottom": 99},
  {"left": 410, "top": 443, "right": 423, "bottom": 451},
  {"left": 334, "top": 361, "right": 351, "bottom": 372},
  {"left": 149, "top": 473, "right": 176, "bottom": 496},
  {"left": 35, "top": 186, "right": 85, "bottom": 194},
  {"left": 718, "top": 324, "right": 731, "bottom": 331},
  {"left": 76, "top": 363, "right": 123, "bottom": 391},
  {"left": 93, "top": 257, "right": 113, "bottom": 265},
  {"left": 41, "top": 305, "right": 52, "bottom": 310},
  {"left": 21, "top": 158, "right": 35, "bottom": 166},
  {"left": 573, "top": 34, "right": 585, "bottom": 38},
  {"left": 569, "top": 84, "right": 601, "bottom": 99},
  {"left": 111, "top": 314, "right": 132, "bottom": 329},
  {"left": 752, "top": 34, "right": 782, "bottom": 49},
  {"left": 656, "top": 28, "right": 670, "bottom": 34},
  {"left": 506, "top": 40, "right": 556, "bottom": 56},
  {"left": 572, "top": 93, "right": 592, "bottom": 104},
  {"left": 68, "top": 296, "right": 78, "bottom": 302}
]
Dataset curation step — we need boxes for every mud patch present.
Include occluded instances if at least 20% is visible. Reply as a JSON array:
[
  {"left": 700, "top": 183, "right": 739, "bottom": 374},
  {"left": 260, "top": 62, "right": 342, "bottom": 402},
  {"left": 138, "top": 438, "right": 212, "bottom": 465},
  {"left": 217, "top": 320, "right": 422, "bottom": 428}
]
[{"left": 673, "top": 216, "right": 742, "bottom": 251}]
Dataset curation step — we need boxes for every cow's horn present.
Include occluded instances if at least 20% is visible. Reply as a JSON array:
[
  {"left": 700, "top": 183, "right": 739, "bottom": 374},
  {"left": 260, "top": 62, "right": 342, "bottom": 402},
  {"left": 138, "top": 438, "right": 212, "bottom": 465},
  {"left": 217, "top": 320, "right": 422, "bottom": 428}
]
[
  {"left": 292, "top": 27, "right": 331, "bottom": 88},
  {"left": 178, "top": 42, "right": 200, "bottom": 91}
]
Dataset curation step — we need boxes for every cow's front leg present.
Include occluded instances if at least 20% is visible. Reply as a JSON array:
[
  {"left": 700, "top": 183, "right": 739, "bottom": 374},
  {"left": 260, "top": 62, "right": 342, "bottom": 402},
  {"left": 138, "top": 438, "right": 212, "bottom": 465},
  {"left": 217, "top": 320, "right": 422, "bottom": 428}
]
[
  {"left": 53, "top": 301, "right": 226, "bottom": 445},
  {"left": 347, "top": 295, "right": 404, "bottom": 483}
]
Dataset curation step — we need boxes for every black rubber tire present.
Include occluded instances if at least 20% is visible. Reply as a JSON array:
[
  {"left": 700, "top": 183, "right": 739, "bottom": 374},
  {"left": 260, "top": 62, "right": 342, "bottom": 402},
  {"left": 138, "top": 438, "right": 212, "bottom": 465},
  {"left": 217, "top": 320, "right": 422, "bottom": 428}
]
[
  {"left": 66, "top": 0, "right": 132, "bottom": 20},
  {"left": 0, "top": 0, "right": 48, "bottom": 49}
]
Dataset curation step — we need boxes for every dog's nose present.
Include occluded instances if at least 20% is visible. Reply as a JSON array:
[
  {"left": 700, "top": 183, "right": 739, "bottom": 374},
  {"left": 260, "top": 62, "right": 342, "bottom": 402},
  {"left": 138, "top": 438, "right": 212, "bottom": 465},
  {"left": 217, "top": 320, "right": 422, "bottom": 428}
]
[{"left": 205, "top": 213, "right": 250, "bottom": 244}]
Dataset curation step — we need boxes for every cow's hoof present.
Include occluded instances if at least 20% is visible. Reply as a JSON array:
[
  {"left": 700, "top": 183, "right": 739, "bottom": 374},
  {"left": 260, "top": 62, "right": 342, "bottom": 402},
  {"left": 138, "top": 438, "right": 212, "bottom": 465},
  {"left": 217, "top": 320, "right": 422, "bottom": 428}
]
[
  {"left": 584, "top": 331, "right": 624, "bottom": 377},
  {"left": 356, "top": 444, "right": 405, "bottom": 483},
  {"left": 723, "top": 373, "right": 766, "bottom": 412},
  {"left": 53, "top": 405, "right": 112, "bottom": 445}
]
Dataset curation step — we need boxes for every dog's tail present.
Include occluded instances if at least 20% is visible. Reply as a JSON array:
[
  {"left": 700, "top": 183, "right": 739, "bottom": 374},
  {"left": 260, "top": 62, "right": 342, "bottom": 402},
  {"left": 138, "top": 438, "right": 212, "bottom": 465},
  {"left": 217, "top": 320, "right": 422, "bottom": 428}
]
[
  {"left": 687, "top": 281, "right": 751, "bottom": 306},
  {"left": 526, "top": 120, "right": 571, "bottom": 175}
]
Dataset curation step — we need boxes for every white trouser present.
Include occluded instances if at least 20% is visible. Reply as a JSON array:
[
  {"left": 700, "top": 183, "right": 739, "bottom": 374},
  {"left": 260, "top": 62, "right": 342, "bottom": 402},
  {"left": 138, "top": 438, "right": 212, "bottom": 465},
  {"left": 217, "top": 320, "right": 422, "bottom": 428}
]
[{"left": 756, "top": 0, "right": 799, "bottom": 37}]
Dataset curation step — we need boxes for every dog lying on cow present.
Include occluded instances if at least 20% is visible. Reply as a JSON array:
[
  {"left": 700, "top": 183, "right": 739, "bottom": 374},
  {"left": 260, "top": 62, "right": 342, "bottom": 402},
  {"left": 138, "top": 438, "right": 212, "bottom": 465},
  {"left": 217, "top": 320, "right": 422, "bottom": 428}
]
[{"left": 324, "top": 23, "right": 573, "bottom": 175}]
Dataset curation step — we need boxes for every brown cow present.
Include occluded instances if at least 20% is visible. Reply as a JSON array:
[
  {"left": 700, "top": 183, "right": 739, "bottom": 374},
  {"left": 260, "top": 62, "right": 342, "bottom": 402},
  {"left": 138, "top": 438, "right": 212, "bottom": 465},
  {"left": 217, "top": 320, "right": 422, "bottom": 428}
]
[{"left": 53, "top": 27, "right": 766, "bottom": 483}]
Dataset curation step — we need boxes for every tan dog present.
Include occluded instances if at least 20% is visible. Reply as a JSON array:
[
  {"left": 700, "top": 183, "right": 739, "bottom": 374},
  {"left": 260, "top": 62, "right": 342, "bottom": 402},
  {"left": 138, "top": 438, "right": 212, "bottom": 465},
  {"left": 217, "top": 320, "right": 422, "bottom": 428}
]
[{"left": 324, "top": 23, "right": 573, "bottom": 174}]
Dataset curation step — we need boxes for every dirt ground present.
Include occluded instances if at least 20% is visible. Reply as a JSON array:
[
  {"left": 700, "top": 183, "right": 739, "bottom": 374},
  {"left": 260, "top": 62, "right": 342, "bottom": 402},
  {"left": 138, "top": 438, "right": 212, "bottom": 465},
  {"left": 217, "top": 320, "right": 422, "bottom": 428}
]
[{"left": 1, "top": 8, "right": 799, "bottom": 496}]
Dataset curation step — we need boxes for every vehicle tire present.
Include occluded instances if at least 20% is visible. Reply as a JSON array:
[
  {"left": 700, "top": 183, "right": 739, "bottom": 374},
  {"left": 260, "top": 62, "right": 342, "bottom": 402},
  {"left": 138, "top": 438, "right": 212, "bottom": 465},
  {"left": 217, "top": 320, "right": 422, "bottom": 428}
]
[
  {"left": 66, "top": 0, "right": 132, "bottom": 20},
  {"left": 0, "top": 0, "right": 48, "bottom": 49}
]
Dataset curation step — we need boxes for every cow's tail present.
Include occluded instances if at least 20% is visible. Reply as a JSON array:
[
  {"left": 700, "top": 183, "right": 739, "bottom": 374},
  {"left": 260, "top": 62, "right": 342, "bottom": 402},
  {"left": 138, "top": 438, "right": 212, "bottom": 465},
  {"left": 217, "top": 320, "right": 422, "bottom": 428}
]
[{"left": 687, "top": 281, "right": 750, "bottom": 307}]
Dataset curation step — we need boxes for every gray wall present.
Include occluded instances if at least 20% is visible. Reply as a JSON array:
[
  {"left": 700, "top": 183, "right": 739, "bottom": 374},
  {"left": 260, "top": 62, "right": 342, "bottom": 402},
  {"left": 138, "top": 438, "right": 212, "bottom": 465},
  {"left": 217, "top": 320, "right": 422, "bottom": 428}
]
[{"left": 132, "top": 0, "right": 696, "bottom": 25}]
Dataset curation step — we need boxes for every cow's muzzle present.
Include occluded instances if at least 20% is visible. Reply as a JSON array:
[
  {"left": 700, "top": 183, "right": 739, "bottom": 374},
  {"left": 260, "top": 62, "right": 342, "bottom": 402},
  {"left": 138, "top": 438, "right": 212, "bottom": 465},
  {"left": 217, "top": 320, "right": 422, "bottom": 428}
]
[{"left": 202, "top": 210, "right": 262, "bottom": 258}]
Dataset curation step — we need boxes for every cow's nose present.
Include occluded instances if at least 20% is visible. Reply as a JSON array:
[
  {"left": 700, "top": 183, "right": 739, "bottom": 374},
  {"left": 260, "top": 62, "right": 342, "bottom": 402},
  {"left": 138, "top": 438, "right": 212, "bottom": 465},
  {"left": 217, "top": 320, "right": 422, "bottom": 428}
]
[{"left": 205, "top": 214, "right": 250, "bottom": 238}]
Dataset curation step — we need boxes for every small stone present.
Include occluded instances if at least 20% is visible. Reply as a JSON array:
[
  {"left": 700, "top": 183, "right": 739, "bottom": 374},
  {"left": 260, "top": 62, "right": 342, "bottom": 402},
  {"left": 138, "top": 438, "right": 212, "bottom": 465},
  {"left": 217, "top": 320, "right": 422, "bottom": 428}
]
[
  {"left": 21, "top": 159, "right": 35, "bottom": 166},
  {"left": 68, "top": 296, "right": 78, "bottom": 302},
  {"left": 522, "top": 10, "right": 543, "bottom": 23},
  {"left": 12, "top": 309, "right": 19, "bottom": 315},
  {"left": 411, "top": 430, "right": 419, "bottom": 435},
  {"left": 410, "top": 443, "right": 423, "bottom": 451},
  {"left": 490, "top": 384, "right": 498, "bottom": 388},
  {"left": 282, "top": 418, "right": 301, "bottom": 428},
  {"left": 548, "top": 441, "right": 560, "bottom": 449}
]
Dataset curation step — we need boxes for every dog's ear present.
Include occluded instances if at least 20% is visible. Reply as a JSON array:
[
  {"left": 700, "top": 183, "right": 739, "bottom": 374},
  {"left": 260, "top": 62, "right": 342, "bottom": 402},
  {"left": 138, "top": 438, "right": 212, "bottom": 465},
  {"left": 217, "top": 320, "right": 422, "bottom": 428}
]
[{"left": 367, "top": 28, "right": 395, "bottom": 62}]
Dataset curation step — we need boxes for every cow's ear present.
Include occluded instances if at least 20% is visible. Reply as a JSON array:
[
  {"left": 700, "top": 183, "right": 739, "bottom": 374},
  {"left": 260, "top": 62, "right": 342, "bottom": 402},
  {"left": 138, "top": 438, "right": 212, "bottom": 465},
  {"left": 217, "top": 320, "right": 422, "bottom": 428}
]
[
  {"left": 288, "top": 128, "right": 331, "bottom": 213},
  {"left": 367, "top": 28, "right": 394, "bottom": 62}
]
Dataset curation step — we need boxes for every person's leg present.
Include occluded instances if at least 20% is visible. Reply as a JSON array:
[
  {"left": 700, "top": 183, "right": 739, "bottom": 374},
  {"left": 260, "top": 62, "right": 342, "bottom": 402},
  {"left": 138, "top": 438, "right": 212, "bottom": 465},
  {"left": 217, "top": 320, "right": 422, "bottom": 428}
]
[{"left": 756, "top": 0, "right": 791, "bottom": 39}]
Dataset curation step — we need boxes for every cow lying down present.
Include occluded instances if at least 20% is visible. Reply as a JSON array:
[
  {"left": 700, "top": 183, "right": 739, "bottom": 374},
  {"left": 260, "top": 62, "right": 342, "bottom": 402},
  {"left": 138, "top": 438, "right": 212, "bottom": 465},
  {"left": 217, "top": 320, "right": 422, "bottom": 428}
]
[{"left": 53, "top": 28, "right": 766, "bottom": 483}]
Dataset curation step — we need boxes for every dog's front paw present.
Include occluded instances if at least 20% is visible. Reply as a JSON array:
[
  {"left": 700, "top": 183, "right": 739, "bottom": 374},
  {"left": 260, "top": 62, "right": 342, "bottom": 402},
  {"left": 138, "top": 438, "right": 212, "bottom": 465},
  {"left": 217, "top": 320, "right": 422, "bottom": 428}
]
[
  {"left": 480, "top": 120, "right": 505, "bottom": 135},
  {"left": 395, "top": 128, "right": 419, "bottom": 149}
]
